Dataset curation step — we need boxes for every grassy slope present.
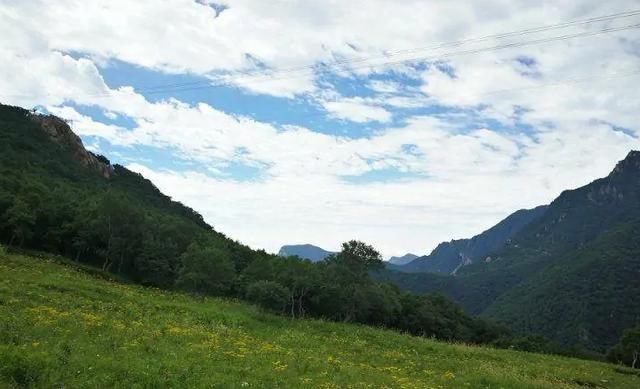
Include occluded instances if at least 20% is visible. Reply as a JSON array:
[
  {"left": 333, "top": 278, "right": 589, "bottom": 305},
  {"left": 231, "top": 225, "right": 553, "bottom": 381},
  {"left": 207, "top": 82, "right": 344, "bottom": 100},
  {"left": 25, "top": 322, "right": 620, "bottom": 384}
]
[{"left": 1, "top": 252, "right": 638, "bottom": 389}]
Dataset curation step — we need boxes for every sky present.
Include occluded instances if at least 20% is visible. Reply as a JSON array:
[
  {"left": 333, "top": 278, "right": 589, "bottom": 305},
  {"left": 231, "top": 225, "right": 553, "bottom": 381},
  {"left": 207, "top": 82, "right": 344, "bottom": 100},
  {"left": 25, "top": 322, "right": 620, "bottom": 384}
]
[{"left": 1, "top": 1, "right": 640, "bottom": 258}]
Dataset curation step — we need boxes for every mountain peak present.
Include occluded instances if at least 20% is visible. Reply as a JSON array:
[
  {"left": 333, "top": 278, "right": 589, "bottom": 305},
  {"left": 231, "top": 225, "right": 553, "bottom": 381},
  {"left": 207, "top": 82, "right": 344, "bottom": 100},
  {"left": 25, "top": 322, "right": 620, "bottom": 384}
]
[
  {"left": 278, "top": 244, "right": 335, "bottom": 262},
  {"left": 611, "top": 150, "right": 640, "bottom": 176}
]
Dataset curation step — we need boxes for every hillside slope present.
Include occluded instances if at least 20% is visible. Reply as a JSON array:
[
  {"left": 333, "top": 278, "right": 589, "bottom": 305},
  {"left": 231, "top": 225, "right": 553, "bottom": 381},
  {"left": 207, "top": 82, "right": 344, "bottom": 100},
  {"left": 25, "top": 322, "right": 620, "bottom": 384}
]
[
  {"left": 1, "top": 251, "right": 638, "bottom": 388},
  {"left": 0, "top": 103, "right": 520, "bottom": 350},
  {"left": 0, "top": 103, "right": 266, "bottom": 289},
  {"left": 385, "top": 151, "right": 640, "bottom": 351},
  {"left": 484, "top": 221, "right": 640, "bottom": 352},
  {"left": 397, "top": 205, "right": 548, "bottom": 274}
]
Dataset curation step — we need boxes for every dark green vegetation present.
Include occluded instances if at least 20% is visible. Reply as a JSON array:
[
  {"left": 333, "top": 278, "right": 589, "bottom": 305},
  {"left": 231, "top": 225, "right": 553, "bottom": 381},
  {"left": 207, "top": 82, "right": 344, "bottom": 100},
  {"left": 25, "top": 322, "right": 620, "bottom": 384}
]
[
  {"left": 2, "top": 251, "right": 639, "bottom": 388},
  {"left": 0, "top": 103, "right": 509, "bottom": 347},
  {"left": 383, "top": 151, "right": 640, "bottom": 354},
  {"left": 607, "top": 325, "right": 640, "bottom": 369}
]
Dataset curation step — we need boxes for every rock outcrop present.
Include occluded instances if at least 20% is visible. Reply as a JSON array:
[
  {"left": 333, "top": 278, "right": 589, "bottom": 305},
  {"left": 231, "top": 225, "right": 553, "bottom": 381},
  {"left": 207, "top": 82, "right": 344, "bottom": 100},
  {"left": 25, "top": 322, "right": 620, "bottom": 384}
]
[{"left": 32, "top": 115, "right": 113, "bottom": 178}]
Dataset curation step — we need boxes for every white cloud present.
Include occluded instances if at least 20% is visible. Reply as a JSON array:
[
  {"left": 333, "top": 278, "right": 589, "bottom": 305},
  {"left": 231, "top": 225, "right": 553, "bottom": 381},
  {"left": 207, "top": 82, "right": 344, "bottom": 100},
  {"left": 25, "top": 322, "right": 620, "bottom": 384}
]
[
  {"left": 3, "top": 0, "right": 638, "bottom": 97},
  {"left": 368, "top": 80, "right": 402, "bottom": 94},
  {"left": 1, "top": 0, "right": 640, "bottom": 257},
  {"left": 322, "top": 97, "right": 392, "bottom": 123},
  {"left": 126, "top": 117, "right": 638, "bottom": 257}
]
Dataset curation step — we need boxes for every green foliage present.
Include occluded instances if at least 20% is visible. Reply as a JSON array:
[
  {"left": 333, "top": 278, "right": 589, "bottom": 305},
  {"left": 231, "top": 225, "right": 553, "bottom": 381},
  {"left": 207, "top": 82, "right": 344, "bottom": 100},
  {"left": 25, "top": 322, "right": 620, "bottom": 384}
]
[
  {"left": 2, "top": 253, "right": 639, "bottom": 388},
  {"left": 385, "top": 152, "right": 640, "bottom": 354},
  {"left": 608, "top": 326, "right": 640, "bottom": 369},
  {"left": 175, "top": 242, "right": 235, "bottom": 296},
  {"left": 0, "top": 103, "right": 519, "bottom": 349},
  {"left": 336, "top": 239, "right": 384, "bottom": 271},
  {"left": 484, "top": 222, "right": 640, "bottom": 353},
  {"left": 245, "top": 280, "right": 289, "bottom": 312}
]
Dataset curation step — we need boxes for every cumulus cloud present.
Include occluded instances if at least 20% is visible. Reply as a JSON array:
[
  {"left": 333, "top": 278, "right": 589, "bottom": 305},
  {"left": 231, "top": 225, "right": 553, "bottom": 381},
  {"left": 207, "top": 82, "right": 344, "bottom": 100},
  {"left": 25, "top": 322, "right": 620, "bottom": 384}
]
[{"left": 1, "top": 0, "right": 639, "bottom": 256}]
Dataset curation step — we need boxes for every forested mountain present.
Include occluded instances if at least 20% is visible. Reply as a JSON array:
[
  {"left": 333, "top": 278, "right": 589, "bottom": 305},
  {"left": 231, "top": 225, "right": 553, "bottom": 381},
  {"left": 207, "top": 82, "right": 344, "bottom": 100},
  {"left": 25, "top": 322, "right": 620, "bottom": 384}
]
[
  {"left": 277, "top": 244, "right": 334, "bottom": 262},
  {"left": 0, "top": 103, "right": 513, "bottom": 348},
  {"left": 395, "top": 205, "right": 548, "bottom": 274},
  {"left": 383, "top": 151, "right": 640, "bottom": 352},
  {"left": 484, "top": 221, "right": 640, "bottom": 352}
]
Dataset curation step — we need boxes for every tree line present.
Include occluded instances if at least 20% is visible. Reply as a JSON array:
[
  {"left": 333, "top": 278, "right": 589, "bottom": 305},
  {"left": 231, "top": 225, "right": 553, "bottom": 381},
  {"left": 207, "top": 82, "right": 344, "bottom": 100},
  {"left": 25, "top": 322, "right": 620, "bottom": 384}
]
[{"left": 5, "top": 102, "right": 637, "bottom": 365}]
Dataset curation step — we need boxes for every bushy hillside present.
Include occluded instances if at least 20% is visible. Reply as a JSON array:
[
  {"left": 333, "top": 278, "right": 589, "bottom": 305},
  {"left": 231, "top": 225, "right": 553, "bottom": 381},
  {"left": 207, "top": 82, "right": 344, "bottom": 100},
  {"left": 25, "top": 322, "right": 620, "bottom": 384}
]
[
  {"left": 484, "top": 221, "right": 640, "bottom": 352},
  {"left": 1, "top": 251, "right": 638, "bottom": 388},
  {"left": 384, "top": 151, "right": 640, "bottom": 353},
  {"left": 0, "top": 103, "right": 512, "bottom": 349}
]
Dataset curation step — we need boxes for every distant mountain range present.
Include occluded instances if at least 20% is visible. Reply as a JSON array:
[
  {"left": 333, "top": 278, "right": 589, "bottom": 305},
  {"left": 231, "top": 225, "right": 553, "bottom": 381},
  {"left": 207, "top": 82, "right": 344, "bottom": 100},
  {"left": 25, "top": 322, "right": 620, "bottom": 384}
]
[
  {"left": 279, "top": 244, "right": 419, "bottom": 265},
  {"left": 382, "top": 150, "right": 640, "bottom": 352},
  {"left": 277, "top": 244, "right": 335, "bottom": 262},
  {"left": 387, "top": 253, "right": 418, "bottom": 266}
]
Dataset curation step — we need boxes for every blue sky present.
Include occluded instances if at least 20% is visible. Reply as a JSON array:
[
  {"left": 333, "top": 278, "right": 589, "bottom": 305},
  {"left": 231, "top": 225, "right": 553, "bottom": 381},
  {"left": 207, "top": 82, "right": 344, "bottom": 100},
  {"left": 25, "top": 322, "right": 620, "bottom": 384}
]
[{"left": 1, "top": 1, "right": 640, "bottom": 256}]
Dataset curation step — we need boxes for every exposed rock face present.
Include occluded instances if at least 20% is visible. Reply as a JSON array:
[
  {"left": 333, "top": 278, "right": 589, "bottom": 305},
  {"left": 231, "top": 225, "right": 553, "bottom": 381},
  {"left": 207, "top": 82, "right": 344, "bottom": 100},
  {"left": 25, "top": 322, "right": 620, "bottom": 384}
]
[
  {"left": 611, "top": 150, "right": 640, "bottom": 175},
  {"left": 32, "top": 115, "right": 113, "bottom": 178}
]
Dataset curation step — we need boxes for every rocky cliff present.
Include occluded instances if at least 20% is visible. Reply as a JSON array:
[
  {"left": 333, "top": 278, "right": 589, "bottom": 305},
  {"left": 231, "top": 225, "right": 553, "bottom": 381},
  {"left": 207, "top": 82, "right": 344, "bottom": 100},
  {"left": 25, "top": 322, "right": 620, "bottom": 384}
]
[{"left": 31, "top": 114, "right": 113, "bottom": 178}]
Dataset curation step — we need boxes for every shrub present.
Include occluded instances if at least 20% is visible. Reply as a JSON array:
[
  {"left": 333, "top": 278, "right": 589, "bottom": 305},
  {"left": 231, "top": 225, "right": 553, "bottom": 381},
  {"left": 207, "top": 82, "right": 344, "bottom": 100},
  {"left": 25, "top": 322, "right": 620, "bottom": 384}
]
[
  {"left": 245, "top": 280, "right": 289, "bottom": 312},
  {"left": 175, "top": 243, "right": 235, "bottom": 296},
  {"left": 607, "top": 326, "right": 640, "bottom": 369}
]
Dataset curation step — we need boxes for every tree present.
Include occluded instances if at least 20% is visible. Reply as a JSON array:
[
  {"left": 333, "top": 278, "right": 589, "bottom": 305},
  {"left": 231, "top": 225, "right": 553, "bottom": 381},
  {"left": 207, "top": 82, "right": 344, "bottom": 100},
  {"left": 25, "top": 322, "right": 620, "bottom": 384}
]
[
  {"left": 338, "top": 240, "right": 384, "bottom": 271},
  {"left": 175, "top": 242, "right": 235, "bottom": 296},
  {"left": 134, "top": 233, "right": 179, "bottom": 288},
  {"left": 245, "top": 281, "right": 289, "bottom": 312},
  {"left": 3, "top": 198, "right": 35, "bottom": 247},
  {"left": 317, "top": 240, "right": 384, "bottom": 322},
  {"left": 607, "top": 326, "right": 640, "bottom": 369}
]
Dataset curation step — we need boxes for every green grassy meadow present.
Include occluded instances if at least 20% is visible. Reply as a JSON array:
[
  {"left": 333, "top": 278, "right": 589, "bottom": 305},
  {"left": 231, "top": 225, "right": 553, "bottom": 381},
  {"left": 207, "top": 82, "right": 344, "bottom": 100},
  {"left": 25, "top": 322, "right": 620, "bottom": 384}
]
[{"left": 0, "top": 250, "right": 638, "bottom": 388}]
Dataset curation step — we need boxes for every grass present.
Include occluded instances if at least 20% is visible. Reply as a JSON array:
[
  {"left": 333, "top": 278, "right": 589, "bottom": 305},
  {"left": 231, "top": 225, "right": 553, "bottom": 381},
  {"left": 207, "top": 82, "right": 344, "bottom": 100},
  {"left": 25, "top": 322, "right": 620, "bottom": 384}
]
[{"left": 0, "top": 250, "right": 638, "bottom": 388}]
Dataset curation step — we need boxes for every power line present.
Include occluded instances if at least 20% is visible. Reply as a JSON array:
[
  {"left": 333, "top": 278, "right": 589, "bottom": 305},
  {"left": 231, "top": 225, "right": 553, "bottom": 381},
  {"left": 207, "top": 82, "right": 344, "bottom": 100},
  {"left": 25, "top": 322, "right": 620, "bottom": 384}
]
[
  {"left": 103, "top": 22, "right": 640, "bottom": 98},
  {"left": 2, "top": 11, "right": 639, "bottom": 99},
  {"left": 131, "top": 9, "right": 640, "bottom": 94},
  {"left": 477, "top": 68, "right": 640, "bottom": 96}
]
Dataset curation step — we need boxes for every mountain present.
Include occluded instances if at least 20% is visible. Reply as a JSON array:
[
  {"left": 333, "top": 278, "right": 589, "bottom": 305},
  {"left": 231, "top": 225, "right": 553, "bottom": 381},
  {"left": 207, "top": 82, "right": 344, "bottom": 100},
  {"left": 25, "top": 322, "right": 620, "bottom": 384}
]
[
  {"left": 0, "top": 103, "right": 267, "bottom": 287},
  {"left": 484, "top": 221, "right": 640, "bottom": 352},
  {"left": 396, "top": 205, "right": 548, "bottom": 274},
  {"left": 278, "top": 244, "right": 334, "bottom": 262},
  {"left": 387, "top": 253, "right": 418, "bottom": 266},
  {"left": 383, "top": 151, "right": 640, "bottom": 352}
]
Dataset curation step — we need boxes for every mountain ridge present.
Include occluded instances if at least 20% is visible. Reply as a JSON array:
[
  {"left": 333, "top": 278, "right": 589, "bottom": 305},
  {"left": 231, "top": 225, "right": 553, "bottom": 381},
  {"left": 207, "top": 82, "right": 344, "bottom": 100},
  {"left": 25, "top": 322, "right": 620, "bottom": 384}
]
[
  {"left": 384, "top": 150, "right": 640, "bottom": 351},
  {"left": 397, "top": 205, "right": 548, "bottom": 275}
]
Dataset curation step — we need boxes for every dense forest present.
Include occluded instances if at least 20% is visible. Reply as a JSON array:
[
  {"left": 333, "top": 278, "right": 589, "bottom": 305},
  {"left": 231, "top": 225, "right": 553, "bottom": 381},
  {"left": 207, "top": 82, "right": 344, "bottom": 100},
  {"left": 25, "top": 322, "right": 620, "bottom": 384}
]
[
  {"left": 382, "top": 150, "right": 640, "bottom": 358},
  {"left": 0, "top": 103, "right": 517, "bottom": 348}
]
